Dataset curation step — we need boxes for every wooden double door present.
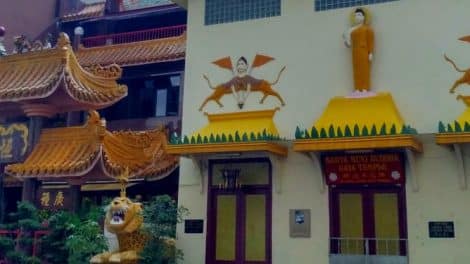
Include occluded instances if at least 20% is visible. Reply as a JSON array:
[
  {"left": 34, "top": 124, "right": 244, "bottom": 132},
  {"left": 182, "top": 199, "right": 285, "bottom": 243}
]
[
  {"left": 330, "top": 186, "right": 407, "bottom": 256},
  {"left": 206, "top": 159, "right": 271, "bottom": 264}
]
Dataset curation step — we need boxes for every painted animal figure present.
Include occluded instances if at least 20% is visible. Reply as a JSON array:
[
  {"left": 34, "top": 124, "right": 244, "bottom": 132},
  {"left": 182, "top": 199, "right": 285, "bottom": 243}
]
[
  {"left": 199, "top": 66, "right": 286, "bottom": 111},
  {"left": 90, "top": 197, "right": 146, "bottom": 264},
  {"left": 13, "top": 35, "right": 32, "bottom": 54},
  {"left": 445, "top": 54, "right": 470, "bottom": 93}
]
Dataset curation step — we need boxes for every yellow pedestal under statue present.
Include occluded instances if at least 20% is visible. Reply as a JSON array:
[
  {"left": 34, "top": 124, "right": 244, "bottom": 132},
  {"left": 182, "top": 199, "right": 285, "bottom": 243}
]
[{"left": 313, "top": 92, "right": 405, "bottom": 133}]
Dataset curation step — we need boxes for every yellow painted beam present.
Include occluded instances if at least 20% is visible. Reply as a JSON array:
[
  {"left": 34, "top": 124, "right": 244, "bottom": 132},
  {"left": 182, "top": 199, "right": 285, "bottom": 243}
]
[
  {"left": 293, "top": 135, "right": 422, "bottom": 153},
  {"left": 166, "top": 142, "right": 288, "bottom": 157}
]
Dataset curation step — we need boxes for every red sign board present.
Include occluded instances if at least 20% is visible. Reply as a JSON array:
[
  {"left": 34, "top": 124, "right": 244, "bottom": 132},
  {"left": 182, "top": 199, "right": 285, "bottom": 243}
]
[{"left": 322, "top": 153, "right": 405, "bottom": 185}]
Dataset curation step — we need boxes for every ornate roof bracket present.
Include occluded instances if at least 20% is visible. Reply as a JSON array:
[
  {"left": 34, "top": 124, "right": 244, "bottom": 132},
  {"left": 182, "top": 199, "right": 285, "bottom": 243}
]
[
  {"left": 405, "top": 148, "right": 419, "bottom": 192},
  {"left": 435, "top": 134, "right": 470, "bottom": 190},
  {"left": 452, "top": 144, "right": 467, "bottom": 190},
  {"left": 189, "top": 155, "right": 208, "bottom": 194},
  {"left": 305, "top": 152, "right": 326, "bottom": 194},
  {"left": 268, "top": 153, "right": 285, "bottom": 194}
]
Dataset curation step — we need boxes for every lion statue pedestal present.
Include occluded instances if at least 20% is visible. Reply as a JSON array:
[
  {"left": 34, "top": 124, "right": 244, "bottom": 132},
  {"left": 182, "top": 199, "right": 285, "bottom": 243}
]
[{"left": 90, "top": 197, "right": 146, "bottom": 264}]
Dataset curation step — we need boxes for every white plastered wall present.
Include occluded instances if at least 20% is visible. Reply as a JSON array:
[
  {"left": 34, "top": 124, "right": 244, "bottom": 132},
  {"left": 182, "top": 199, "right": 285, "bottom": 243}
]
[{"left": 176, "top": 0, "right": 470, "bottom": 263}]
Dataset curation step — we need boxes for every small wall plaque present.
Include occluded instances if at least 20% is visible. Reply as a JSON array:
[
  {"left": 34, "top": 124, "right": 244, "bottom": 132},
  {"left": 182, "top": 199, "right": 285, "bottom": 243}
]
[
  {"left": 289, "top": 209, "right": 311, "bottom": 238},
  {"left": 429, "top": 221, "right": 455, "bottom": 238},
  {"left": 184, "top": 219, "right": 204, "bottom": 234}
]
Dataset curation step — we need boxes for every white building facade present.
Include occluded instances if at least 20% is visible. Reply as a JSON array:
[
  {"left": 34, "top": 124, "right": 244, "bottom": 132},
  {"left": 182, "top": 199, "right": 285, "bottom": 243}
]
[{"left": 172, "top": 1, "right": 470, "bottom": 263}]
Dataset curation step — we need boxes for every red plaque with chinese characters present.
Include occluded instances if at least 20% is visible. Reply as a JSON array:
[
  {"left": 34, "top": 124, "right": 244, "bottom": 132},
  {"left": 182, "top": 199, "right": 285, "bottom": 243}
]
[{"left": 322, "top": 152, "right": 405, "bottom": 185}]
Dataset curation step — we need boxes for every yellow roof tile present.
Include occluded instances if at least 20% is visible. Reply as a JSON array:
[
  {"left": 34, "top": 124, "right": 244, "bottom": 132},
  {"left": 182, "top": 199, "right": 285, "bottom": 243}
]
[
  {"left": 0, "top": 33, "right": 127, "bottom": 111},
  {"left": 5, "top": 111, "right": 178, "bottom": 180},
  {"left": 62, "top": 2, "right": 105, "bottom": 22},
  {"left": 76, "top": 33, "right": 186, "bottom": 67}
]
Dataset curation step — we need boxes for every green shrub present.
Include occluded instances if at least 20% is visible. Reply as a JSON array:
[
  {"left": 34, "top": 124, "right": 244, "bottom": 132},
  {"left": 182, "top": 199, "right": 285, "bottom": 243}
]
[
  {"left": 65, "top": 220, "right": 107, "bottom": 264},
  {"left": 140, "top": 195, "right": 189, "bottom": 264}
]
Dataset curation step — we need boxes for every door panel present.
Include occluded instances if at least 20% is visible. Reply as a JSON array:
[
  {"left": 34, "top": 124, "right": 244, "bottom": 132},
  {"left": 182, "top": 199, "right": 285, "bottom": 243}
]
[
  {"left": 339, "top": 193, "right": 364, "bottom": 254},
  {"left": 373, "top": 193, "right": 399, "bottom": 255},
  {"left": 215, "top": 195, "right": 237, "bottom": 261},
  {"left": 245, "top": 194, "right": 267, "bottom": 262}
]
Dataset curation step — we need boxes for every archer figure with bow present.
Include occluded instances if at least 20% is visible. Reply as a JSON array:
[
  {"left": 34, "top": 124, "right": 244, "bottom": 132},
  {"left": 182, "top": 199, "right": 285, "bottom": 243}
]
[{"left": 199, "top": 54, "right": 286, "bottom": 111}]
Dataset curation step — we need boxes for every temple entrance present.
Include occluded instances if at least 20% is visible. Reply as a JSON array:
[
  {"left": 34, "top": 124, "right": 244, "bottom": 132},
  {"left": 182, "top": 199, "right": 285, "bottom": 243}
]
[
  {"left": 206, "top": 159, "right": 271, "bottom": 264},
  {"left": 329, "top": 186, "right": 408, "bottom": 264}
]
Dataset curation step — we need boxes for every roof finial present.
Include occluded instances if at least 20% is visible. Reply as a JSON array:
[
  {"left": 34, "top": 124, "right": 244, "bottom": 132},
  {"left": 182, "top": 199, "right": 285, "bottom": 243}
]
[
  {"left": 56, "top": 32, "right": 71, "bottom": 49},
  {"left": 118, "top": 167, "right": 130, "bottom": 198}
]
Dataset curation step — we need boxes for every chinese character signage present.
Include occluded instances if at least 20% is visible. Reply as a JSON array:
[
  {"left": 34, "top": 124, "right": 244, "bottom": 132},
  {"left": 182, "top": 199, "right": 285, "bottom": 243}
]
[
  {"left": 322, "top": 152, "right": 405, "bottom": 185},
  {"left": 0, "top": 123, "right": 28, "bottom": 163},
  {"left": 37, "top": 189, "right": 69, "bottom": 209}
]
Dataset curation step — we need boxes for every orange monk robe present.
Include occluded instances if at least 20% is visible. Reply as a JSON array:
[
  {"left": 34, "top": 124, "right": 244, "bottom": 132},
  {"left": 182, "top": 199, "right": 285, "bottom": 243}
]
[{"left": 351, "top": 24, "right": 374, "bottom": 91}]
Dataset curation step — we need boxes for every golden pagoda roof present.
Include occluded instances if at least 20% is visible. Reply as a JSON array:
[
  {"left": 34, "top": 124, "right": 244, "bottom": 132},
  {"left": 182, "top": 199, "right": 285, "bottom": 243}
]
[
  {"left": 293, "top": 92, "right": 422, "bottom": 153},
  {"left": 5, "top": 111, "right": 178, "bottom": 180},
  {"left": 0, "top": 33, "right": 127, "bottom": 116},
  {"left": 76, "top": 33, "right": 186, "bottom": 67},
  {"left": 166, "top": 108, "right": 288, "bottom": 157}
]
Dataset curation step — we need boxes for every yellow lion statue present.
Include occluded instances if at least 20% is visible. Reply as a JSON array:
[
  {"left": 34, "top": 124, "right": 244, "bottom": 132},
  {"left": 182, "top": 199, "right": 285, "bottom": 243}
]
[{"left": 90, "top": 196, "right": 146, "bottom": 264}]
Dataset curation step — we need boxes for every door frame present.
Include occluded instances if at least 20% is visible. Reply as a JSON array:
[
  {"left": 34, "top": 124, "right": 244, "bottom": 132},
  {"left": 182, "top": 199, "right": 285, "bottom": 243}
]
[
  {"left": 205, "top": 158, "right": 272, "bottom": 264},
  {"left": 329, "top": 184, "right": 408, "bottom": 255}
]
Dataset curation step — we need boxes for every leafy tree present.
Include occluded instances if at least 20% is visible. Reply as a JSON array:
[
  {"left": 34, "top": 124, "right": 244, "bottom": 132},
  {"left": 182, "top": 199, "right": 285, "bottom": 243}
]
[
  {"left": 0, "top": 202, "right": 43, "bottom": 263},
  {"left": 41, "top": 211, "right": 80, "bottom": 263},
  {"left": 65, "top": 220, "right": 107, "bottom": 264},
  {"left": 320, "top": 128, "right": 327, "bottom": 138},
  {"left": 140, "top": 195, "right": 189, "bottom": 264},
  {"left": 390, "top": 124, "right": 397, "bottom": 134}
]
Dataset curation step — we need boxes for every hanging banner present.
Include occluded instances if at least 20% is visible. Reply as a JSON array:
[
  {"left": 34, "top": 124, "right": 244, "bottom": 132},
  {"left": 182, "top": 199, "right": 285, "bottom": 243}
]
[
  {"left": 0, "top": 123, "right": 28, "bottom": 164},
  {"left": 322, "top": 152, "right": 405, "bottom": 185}
]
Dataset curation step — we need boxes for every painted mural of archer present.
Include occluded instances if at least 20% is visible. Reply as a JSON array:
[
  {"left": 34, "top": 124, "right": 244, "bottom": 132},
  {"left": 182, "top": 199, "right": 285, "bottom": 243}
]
[{"left": 199, "top": 54, "right": 286, "bottom": 111}]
